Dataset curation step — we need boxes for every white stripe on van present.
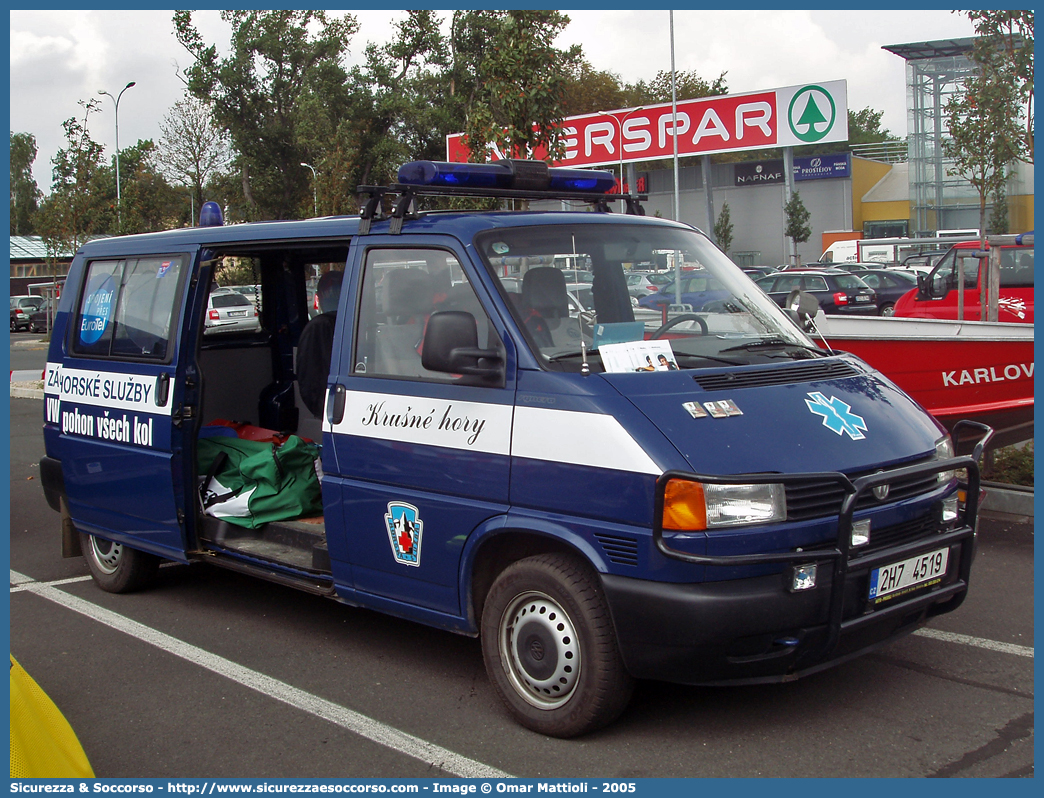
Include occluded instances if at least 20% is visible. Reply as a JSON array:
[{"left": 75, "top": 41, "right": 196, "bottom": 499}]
[
  {"left": 45, "top": 362, "right": 174, "bottom": 416},
  {"left": 323, "top": 389, "right": 663, "bottom": 475},
  {"left": 512, "top": 404, "right": 663, "bottom": 475}
]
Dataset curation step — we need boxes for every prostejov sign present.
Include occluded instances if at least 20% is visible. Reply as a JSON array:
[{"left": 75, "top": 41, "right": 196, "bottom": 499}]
[
  {"left": 794, "top": 152, "right": 852, "bottom": 181},
  {"left": 446, "top": 80, "right": 848, "bottom": 166}
]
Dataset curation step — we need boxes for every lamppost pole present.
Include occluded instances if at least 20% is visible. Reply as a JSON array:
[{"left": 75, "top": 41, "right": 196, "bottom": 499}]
[
  {"left": 301, "top": 163, "right": 318, "bottom": 217},
  {"left": 599, "top": 107, "right": 644, "bottom": 211},
  {"left": 98, "top": 81, "right": 136, "bottom": 230}
]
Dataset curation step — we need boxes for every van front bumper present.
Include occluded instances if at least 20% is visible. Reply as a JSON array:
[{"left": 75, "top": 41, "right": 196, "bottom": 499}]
[
  {"left": 602, "top": 528, "right": 972, "bottom": 684},
  {"left": 607, "top": 435, "right": 986, "bottom": 685}
]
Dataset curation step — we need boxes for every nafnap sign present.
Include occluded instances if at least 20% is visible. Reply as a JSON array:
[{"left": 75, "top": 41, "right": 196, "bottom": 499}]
[{"left": 447, "top": 80, "right": 847, "bottom": 167}]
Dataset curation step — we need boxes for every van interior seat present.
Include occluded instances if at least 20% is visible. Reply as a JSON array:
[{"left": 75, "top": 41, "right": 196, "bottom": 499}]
[
  {"left": 374, "top": 268, "right": 435, "bottom": 377},
  {"left": 521, "top": 267, "right": 576, "bottom": 347}
]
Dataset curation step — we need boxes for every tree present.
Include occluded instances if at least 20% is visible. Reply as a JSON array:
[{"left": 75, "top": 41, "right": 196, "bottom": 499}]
[
  {"left": 156, "top": 95, "right": 234, "bottom": 222},
  {"left": 560, "top": 61, "right": 629, "bottom": 116},
  {"left": 966, "top": 10, "right": 1033, "bottom": 163},
  {"left": 713, "top": 201, "right": 734, "bottom": 255},
  {"left": 943, "top": 53, "right": 1023, "bottom": 245},
  {"left": 10, "top": 132, "right": 42, "bottom": 235},
  {"left": 36, "top": 101, "right": 111, "bottom": 256},
  {"left": 455, "top": 11, "right": 581, "bottom": 161},
  {"left": 783, "top": 192, "right": 811, "bottom": 265},
  {"left": 116, "top": 140, "right": 184, "bottom": 234},
  {"left": 174, "top": 10, "right": 359, "bottom": 220},
  {"left": 628, "top": 69, "right": 728, "bottom": 106}
]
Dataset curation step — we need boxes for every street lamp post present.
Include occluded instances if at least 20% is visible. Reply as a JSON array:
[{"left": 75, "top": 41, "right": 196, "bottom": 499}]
[
  {"left": 98, "top": 81, "right": 136, "bottom": 230},
  {"left": 301, "top": 163, "right": 318, "bottom": 217},
  {"left": 599, "top": 107, "right": 644, "bottom": 210}
]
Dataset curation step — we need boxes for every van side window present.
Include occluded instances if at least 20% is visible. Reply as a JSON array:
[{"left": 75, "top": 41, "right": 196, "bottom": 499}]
[
  {"left": 72, "top": 256, "right": 185, "bottom": 360},
  {"left": 354, "top": 249, "right": 498, "bottom": 382},
  {"left": 1002, "top": 248, "right": 1034, "bottom": 287}
]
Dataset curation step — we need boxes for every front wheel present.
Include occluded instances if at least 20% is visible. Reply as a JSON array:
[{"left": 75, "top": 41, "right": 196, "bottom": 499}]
[
  {"left": 880, "top": 303, "right": 895, "bottom": 316},
  {"left": 79, "top": 531, "right": 160, "bottom": 593},
  {"left": 481, "top": 553, "right": 634, "bottom": 737}
]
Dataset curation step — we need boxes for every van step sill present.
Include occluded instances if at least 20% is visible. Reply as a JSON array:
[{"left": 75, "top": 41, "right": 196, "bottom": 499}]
[{"left": 199, "top": 515, "right": 331, "bottom": 574}]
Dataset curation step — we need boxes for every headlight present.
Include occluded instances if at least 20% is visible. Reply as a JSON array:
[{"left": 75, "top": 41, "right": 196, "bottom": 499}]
[
  {"left": 663, "top": 479, "right": 786, "bottom": 530},
  {"left": 934, "top": 435, "right": 956, "bottom": 484}
]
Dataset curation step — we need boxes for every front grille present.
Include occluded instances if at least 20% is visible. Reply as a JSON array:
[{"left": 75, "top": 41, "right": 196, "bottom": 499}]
[
  {"left": 786, "top": 464, "right": 940, "bottom": 521},
  {"left": 594, "top": 533, "right": 639, "bottom": 566},
  {"left": 694, "top": 360, "right": 860, "bottom": 391},
  {"left": 860, "top": 513, "right": 938, "bottom": 554}
]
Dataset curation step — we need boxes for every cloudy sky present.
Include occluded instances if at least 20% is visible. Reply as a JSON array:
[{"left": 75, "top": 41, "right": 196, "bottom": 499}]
[{"left": 9, "top": 8, "right": 976, "bottom": 194}]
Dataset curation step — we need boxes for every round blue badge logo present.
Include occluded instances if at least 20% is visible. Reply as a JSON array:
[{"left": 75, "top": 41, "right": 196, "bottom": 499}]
[{"left": 80, "top": 274, "right": 116, "bottom": 345}]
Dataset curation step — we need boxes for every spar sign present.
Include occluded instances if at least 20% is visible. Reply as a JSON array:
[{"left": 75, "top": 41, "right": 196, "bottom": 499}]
[{"left": 447, "top": 80, "right": 847, "bottom": 167}]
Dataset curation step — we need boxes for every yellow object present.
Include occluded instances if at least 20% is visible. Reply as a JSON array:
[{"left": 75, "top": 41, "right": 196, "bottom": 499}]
[{"left": 10, "top": 655, "right": 94, "bottom": 778}]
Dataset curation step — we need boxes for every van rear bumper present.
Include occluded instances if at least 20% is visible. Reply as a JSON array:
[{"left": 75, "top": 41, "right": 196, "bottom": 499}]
[
  {"left": 601, "top": 550, "right": 969, "bottom": 685},
  {"left": 39, "top": 456, "right": 65, "bottom": 513}
]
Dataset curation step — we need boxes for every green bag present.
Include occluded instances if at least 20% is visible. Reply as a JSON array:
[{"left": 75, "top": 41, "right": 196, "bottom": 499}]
[{"left": 197, "top": 434, "right": 323, "bottom": 528}]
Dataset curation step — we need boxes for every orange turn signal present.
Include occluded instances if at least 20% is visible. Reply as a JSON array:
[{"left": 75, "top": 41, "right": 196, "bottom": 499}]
[{"left": 662, "top": 479, "right": 707, "bottom": 531}]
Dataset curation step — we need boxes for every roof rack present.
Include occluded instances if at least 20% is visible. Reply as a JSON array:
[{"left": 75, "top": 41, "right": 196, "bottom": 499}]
[{"left": 357, "top": 159, "right": 648, "bottom": 234}]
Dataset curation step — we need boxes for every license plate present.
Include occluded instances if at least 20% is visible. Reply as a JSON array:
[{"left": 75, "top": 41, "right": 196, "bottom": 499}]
[
  {"left": 869, "top": 547, "right": 949, "bottom": 603},
  {"left": 855, "top": 295, "right": 871, "bottom": 302},
  {"left": 229, "top": 310, "right": 246, "bottom": 317}
]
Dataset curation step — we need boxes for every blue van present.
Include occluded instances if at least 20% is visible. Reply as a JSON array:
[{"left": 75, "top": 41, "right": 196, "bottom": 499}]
[{"left": 40, "top": 160, "right": 989, "bottom": 737}]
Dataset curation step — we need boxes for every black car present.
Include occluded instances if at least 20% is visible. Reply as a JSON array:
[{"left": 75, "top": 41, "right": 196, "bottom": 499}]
[
  {"left": 28, "top": 298, "right": 59, "bottom": 333},
  {"left": 756, "top": 269, "right": 878, "bottom": 315},
  {"left": 855, "top": 269, "right": 919, "bottom": 316}
]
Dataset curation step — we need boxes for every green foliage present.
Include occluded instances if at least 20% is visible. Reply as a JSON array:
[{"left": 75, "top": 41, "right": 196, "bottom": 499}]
[
  {"left": 10, "top": 132, "right": 41, "bottom": 235},
  {"left": 984, "top": 442, "right": 1033, "bottom": 487},
  {"left": 967, "top": 10, "right": 1033, "bottom": 163},
  {"left": 174, "top": 10, "right": 359, "bottom": 220},
  {"left": 456, "top": 10, "right": 581, "bottom": 161},
  {"left": 115, "top": 140, "right": 185, "bottom": 235},
  {"left": 36, "top": 102, "right": 111, "bottom": 256},
  {"left": 713, "top": 201, "right": 734, "bottom": 254},
  {"left": 783, "top": 192, "right": 811, "bottom": 245},
  {"left": 943, "top": 42, "right": 1024, "bottom": 243}
]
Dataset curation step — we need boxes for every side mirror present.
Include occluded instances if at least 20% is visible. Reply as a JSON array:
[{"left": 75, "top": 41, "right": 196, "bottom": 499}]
[
  {"left": 421, "top": 311, "right": 503, "bottom": 381},
  {"left": 784, "top": 290, "right": 820, "bottom": 331}
]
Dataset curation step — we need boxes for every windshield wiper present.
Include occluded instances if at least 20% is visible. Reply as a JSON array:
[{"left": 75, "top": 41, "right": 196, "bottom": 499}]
[{"left": 719, "top": 337, "right": 823, "bottom": 355}]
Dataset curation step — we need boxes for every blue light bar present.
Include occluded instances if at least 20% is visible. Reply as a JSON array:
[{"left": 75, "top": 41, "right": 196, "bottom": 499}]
[
  {"left": 546, "top": 167, "right": 617, "bottom": 193},
  {"left": 397, "top": 160, "right": 618, "bottom": 195},
  {"left": 397, "top": 161, "right": 513, "bottom": 189}
]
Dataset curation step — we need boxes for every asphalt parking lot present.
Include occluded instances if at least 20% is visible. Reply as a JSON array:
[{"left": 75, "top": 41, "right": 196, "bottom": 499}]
[{"left": 8, "top": 393, "right": 1034, "bottom": 778}]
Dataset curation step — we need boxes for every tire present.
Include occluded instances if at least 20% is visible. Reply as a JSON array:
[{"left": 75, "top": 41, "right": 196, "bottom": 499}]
[
  {"left": 79, "top": 531, "right": 160, "bottom": 593},
  {"left": 480, "top": 553, "right": 634, "bottom": 737},
  {"left": 880, "top": 303, "right": 895, "bottom": 317}
]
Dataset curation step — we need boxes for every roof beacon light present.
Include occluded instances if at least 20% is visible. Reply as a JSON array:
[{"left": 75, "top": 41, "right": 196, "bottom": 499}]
[
  {"left": 397, "top": 159, "right": 616, "bottom": 195},
  {"left": 199, "top": 201, "right": 224, "bottom": 227}
]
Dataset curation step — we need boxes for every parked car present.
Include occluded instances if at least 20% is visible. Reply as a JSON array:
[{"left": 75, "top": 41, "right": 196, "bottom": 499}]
[
  {"left": 894, "top": 239, "right": 1034, "bottom": 323},
  {"left": 28, "top": 298, "right": 59, "bottom": 333},
  {"left": 755, "top": 269, "right": 878, "bottom": 315},
  {"left": 205, "top": 290, "right": 261, "bottom": 334},
  {"left": 636, "top": 272, "right": 731, "bottom": 312},
  {"left": 855, "top": 269, "right": 919, "bottom": 316},
  {"left": 741, "top": 266, "right": 779, "bottom": 281},
  {"left": 559, "top": 269, "right": 594, "bottom": 284},
  {"left": 625, "top": 271, "right": 671, "bottom": 298},
  {"left": 10, "top": 295, "right": 44, "bottom": 331}
]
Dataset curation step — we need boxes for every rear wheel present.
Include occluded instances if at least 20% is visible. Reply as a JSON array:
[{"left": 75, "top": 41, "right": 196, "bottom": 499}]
[
  {"left": 79, "top": 531, "right": 160, "bottom": 593},
  {"left": 879, "top": 303, "right": 895, "bottom": 316},
  {"left": 481, "top": 553, "right": 634, "bottom": 737}
]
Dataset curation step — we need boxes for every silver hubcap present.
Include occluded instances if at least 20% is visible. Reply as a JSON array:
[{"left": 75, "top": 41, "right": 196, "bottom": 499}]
[
  {"left": 90, "top": 536, "right": 123, "bottom": 575},
  {"left": 499, "top": 591, "right": 581, "bottom": 709}
]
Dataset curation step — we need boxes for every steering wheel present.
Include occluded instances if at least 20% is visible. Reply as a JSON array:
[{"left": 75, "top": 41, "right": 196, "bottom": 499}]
[{"left": 650, "top": 313, "right": 709, "bottom": 338}]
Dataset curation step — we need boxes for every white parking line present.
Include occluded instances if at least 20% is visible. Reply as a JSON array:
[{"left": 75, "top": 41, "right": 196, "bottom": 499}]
[
  {"left": 913, "top": 627, "right": 1034, "bottom": 658},
  {"left": 10, "top": 570, "right": 511, "bottom": 779}
]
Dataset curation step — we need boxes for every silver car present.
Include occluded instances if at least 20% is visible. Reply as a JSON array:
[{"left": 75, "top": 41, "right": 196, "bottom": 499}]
[{"left": 205, "top": 291, "right": 261, "bottom": 334}]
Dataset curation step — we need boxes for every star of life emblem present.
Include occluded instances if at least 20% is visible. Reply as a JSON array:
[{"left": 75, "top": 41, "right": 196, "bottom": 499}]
[
  {"left": 805, "top": 392, "right": 868, "bottom": 440},
  {"left": 385, "top": 501, "right": 423, "bottom": 567}
]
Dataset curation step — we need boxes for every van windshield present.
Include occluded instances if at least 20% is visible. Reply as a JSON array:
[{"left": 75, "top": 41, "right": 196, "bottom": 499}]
[{"left": 475, "top": 223, "right": 823, "bottom": 371}]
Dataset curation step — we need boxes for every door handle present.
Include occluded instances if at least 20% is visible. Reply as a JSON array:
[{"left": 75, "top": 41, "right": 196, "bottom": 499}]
[
  {"left": 155, "top": 373, "right": 170, "bottom": 407},
  {"left": 327, "top": 384, "right": 346, "bottom": 425}
]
